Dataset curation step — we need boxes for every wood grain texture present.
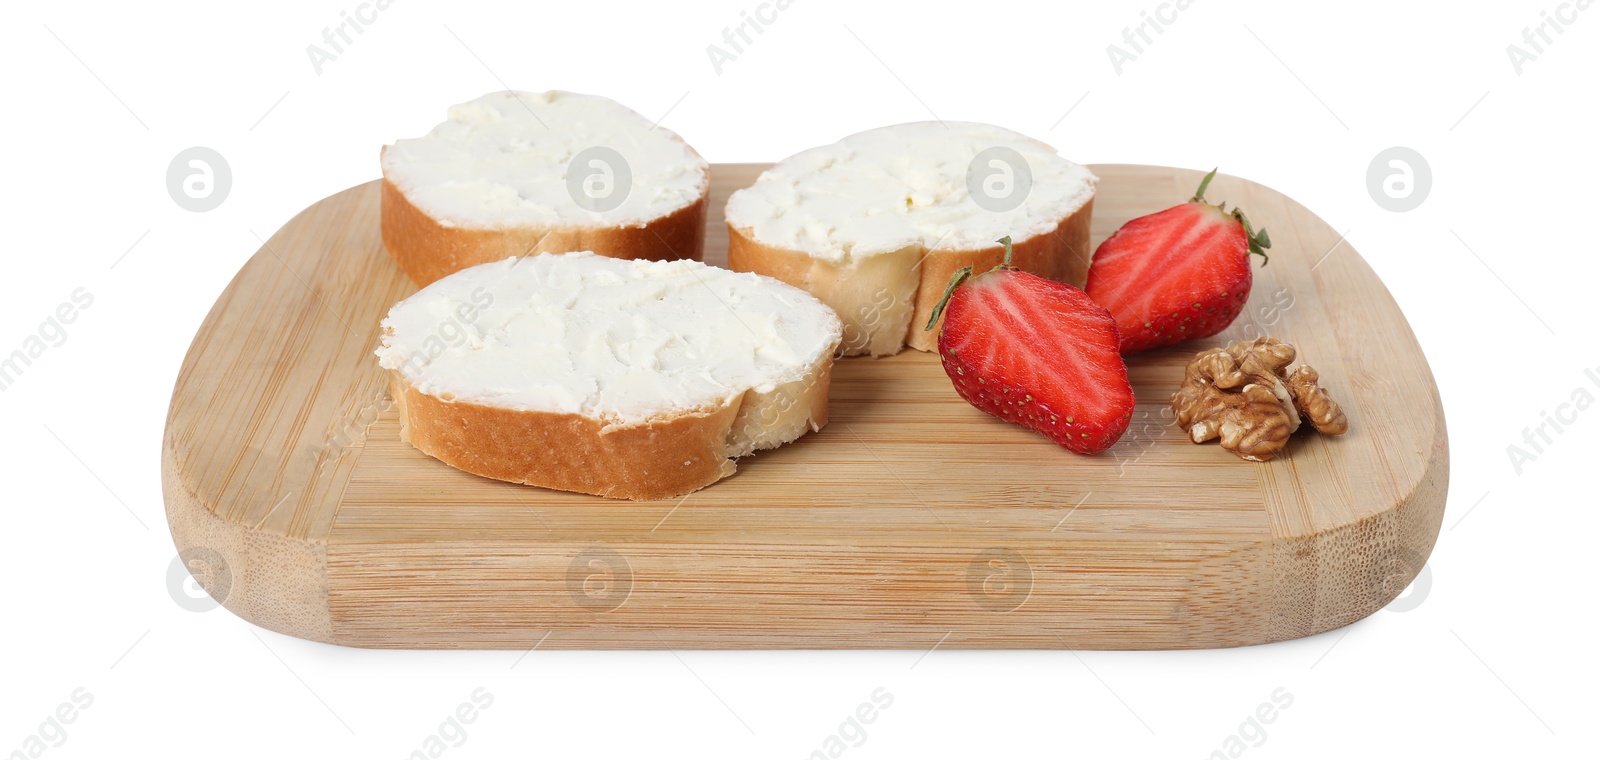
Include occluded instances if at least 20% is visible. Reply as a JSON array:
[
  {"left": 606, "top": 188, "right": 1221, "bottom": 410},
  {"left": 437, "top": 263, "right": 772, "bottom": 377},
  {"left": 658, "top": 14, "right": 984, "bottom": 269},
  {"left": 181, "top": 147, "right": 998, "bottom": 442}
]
[{"left": 162, "top": 164, "right": 1447, "bottom": 649}]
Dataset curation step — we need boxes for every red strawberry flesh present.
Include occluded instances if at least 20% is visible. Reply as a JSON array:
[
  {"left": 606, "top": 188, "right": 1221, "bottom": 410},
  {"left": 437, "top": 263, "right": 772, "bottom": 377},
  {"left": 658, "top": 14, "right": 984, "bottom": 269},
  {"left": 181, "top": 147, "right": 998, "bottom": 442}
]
[
  {"left": 1087, "top": 204, "right": 1252, "bottom": 353},
  {"left": 937, "top": 269, "right": 1136, "bottom": 455},
  {"left": 1085, "top": 169, "right": 1268, "bottom": 354}
]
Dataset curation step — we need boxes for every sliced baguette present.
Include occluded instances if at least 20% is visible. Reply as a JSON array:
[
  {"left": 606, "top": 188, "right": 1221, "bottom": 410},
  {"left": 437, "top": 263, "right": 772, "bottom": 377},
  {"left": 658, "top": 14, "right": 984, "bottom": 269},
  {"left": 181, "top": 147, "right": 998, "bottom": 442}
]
[
  {"left": 725, "top": 121, "right": 1097, "bottom": 355},
  {"left": 381, "top": 91, "right": 710, "bottom": 287},
  {"left": 374, "top": 253, "right": 842, "bottom": 501}
]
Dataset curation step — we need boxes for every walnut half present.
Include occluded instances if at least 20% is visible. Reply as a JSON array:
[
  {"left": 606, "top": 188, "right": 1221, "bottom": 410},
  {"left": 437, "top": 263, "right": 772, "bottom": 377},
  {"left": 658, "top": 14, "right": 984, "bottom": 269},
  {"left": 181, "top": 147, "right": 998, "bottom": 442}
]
[{"left": 1171, "top": 338, "right": 1349, "bottom": 461}]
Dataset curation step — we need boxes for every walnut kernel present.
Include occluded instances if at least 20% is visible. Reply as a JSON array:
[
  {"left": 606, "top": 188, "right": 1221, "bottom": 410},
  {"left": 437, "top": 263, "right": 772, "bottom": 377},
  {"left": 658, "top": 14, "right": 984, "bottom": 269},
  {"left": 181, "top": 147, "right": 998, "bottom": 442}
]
[
  {"left": 1285, "top": 365, "right": 1349, "bottom": 435},
  {"left": 1170, "top": 337, "right": 1349, "bottom": 461}
]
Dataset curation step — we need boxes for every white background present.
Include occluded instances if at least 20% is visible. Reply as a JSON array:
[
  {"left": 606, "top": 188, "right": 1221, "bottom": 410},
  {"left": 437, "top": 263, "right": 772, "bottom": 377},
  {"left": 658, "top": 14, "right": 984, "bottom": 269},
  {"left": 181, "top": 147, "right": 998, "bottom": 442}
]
[{"left": 2, "top": 0, "right": 1595, "bottom": 757}]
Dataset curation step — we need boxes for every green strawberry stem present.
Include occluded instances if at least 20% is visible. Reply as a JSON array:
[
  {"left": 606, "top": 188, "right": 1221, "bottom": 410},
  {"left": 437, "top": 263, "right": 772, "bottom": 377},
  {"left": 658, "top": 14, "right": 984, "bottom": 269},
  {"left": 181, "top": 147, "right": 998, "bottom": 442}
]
[
  {"left": 1191, "top": 168, "right": 1270, "bottom": 264},
  {"left": 923, "top": 236, "right": 1014, "bottom": 332}
]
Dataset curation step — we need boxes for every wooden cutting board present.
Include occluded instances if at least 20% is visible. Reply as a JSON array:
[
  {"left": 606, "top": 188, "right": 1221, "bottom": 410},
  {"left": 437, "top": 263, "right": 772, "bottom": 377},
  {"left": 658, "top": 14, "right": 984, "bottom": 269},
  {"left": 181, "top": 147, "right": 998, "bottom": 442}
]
[{"left": 162, "top": 164, "right": 1447, "bottom": 649}]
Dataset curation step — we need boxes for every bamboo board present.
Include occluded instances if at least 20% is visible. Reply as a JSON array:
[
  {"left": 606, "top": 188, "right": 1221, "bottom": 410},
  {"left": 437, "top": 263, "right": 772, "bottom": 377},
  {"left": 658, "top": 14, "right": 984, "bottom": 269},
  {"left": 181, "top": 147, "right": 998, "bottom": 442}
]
[{"left": 162, "top": 164, "right": 1447, "bottom": 649}]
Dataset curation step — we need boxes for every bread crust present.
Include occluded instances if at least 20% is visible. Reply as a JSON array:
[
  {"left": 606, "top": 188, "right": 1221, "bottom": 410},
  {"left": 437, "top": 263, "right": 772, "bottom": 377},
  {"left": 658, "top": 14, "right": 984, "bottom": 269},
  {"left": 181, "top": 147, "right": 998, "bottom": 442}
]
[
  {"left": 387, "top": 348, "right": 835, "bottom": 501},
  {"left": 727, "top": 194, "right": 1094, "bottom": 355},
  {"left": 380, "top": 155, "right": 708, "bottom": 288},
  {"left": 905, "top": 196, "right": 1095, "bottom": 352}
]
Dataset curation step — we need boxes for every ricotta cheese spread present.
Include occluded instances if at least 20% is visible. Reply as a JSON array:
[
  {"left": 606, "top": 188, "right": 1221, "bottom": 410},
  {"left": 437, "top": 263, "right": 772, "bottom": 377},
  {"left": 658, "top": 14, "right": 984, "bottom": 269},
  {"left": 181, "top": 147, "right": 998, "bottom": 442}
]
[
  {"left": 382, "top": 91, "right": 709, "bottom": 230},
  {"left": 376, "top": 252, "right": 841, "bottom": 425}
]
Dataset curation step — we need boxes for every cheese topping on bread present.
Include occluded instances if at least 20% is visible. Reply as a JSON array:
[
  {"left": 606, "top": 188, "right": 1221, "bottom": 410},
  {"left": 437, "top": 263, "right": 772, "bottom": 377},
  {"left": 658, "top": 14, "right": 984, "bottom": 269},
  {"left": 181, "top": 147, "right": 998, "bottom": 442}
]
[
  {"left": 382, "top": 91, "right": 709, "bottom": 230},
  {"left": 375, "top": 252, "right": 841, "bottom": 427},
  {"left": 725, "top": 121, "right": 1096, "bottom": 260}
]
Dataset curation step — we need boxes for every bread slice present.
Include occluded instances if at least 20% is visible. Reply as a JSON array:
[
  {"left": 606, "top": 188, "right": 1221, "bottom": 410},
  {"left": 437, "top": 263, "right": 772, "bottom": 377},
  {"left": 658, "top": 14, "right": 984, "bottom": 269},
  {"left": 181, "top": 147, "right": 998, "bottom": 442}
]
[
  {"left": 381, "top": 91, "right": 710, "bottom": 287},
  {"left": 725, "top": 121, "right": 1097, "bottom": 355},
  {"left": 374, "top": 252, "right": 843, "bottom": 501}
]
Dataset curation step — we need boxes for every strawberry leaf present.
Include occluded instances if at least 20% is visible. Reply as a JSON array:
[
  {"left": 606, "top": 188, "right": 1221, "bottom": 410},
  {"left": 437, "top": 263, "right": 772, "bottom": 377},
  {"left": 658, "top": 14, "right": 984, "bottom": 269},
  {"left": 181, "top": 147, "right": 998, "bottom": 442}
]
[
  {"left": 925, "top": 265, "right": 975, "bottom": 331},
  {"left": 1191, "top": 168, "right": 1219, "bottom": 203},
  {"left": 996, "top": 235, "right": 1015, "bottom": 270},
  {"left": 1232, "top": 208, "right": 1272, "bottom": 264}
]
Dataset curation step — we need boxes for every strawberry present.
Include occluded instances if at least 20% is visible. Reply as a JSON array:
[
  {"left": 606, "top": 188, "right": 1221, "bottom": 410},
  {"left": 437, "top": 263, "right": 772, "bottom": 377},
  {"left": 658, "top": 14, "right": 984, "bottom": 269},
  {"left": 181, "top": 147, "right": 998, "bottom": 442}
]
[
  {"left": 925, "top": 237, "right": 1136, "bottom": 455},
  {"left": 1084, "top": 168, "right": 1271, "bottom": 354}
]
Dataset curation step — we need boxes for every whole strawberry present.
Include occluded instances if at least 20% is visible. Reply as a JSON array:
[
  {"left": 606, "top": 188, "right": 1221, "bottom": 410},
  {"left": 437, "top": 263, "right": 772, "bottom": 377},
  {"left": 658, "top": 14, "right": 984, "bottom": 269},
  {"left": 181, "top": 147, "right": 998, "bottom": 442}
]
[
  {"left": 1085, "top": 168, "right": 1270, "bottom": 354},
  {"left": 926, "top": 237, "right": 1135, "bottom": 455}
]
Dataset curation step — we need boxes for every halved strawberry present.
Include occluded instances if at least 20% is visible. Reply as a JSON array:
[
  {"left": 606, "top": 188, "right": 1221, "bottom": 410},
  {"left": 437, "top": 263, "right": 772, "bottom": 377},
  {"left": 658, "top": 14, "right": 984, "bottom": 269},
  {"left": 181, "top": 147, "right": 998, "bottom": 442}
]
[
  {"left": 925, "top": 237, "right": 1135, "bottom": 455},
  {"left": 1084, "top": 169, "right": 1270, "bottom": 354}
]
